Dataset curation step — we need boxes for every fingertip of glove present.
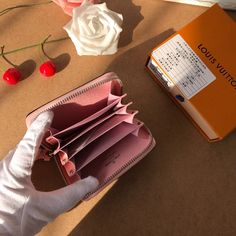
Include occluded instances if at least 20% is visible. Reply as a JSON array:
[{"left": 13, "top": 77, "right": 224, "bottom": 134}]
[
  {"left": 78, "top": 176, "right": 99, "bottom": 194},
  {"left": 37, "top": 110, "right": 54, "bottom": 123},
  {"left": 84, "top": 176, "right": 99, "bottom": 189},
  {"left": 31, "top": 111, "right": 54, "bottom": 129}
]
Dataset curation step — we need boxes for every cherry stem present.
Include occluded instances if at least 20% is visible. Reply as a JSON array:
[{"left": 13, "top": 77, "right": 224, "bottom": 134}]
[
  {"left": 0, "top": 1, "right": 52, "bottom": 16},
  {"left": 0, "top": 36, "right": 69, "bottom": 56},
  {"left": 1, "top": 46, "right": 17, "bottom": 67},
  {"left": 41, "top": 35, "right": 53, "bottom": 60}
]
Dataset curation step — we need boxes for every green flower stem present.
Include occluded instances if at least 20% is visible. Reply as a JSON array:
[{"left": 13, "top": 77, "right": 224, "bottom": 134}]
[
  {"left": 0, "top": 36, "right": 69, "bottom": 56},
  {"left": 0, "top": 1, "right": 53, "bottom": 16}
]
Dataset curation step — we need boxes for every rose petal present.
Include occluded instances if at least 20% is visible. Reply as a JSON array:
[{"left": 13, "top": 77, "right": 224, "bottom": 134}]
[{"left": 63, "top": 1, "right": 123, "bottom": 55}]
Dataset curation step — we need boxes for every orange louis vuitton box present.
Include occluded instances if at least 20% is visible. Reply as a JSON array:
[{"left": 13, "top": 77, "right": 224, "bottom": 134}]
[{"left": 146, "top": 4, "right": 236, "bottom": 142}]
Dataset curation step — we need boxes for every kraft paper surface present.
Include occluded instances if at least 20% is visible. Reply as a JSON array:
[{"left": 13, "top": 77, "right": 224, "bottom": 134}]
[{"left": 0, "top": 1, "right": 236, "bottom": 235}]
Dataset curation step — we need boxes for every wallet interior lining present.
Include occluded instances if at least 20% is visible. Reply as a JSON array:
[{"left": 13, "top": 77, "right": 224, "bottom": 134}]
[
  {"left": 79, "top": 127, "right": 152, "bottom": 184},
  {"left": 72, "top": 120, "right": 143, "bottom": 171},
  {"left": 66, "top": 112, "right": 137, "bottom": 159}
]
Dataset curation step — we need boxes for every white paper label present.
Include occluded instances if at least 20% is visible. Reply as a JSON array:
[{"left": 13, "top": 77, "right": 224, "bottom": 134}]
[{"left": 152, "top": 34, "right": 216, "bottom": 99}]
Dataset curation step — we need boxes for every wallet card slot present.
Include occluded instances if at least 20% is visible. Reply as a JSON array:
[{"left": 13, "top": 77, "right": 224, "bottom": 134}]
[
  {"left": 52, "top": 103, "right": 133, "bottom": 164},
  {"left": 57, "top": 102, "right": 133, "bottom": 152},
  {"left": 66, "top": 111, "right": 138, "bottom": 159},
  {"left": 73, "top": 121, "right": 143, "bottom": 171},
  {"left": 56, "top": 120, "right": 143, "bottom": 176},
  {"left": 53, "top": 93, "right": 127, "bottom": 139},
  {"left": 79, "top": 126, "right": 153, "bottom": 185}
]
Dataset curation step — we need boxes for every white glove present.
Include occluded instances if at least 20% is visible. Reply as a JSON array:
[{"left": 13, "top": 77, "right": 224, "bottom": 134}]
[{"left": 0, "top": 111, "right": 99, "bottom": 236}]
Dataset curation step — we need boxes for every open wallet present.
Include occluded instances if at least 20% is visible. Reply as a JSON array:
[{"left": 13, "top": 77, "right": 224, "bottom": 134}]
[{"left": 26, "top": 72, "right": 156, "bottom": 200}]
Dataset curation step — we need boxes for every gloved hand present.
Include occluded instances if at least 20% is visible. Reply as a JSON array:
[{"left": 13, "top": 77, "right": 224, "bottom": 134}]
[{"left": 0, "top": 111, "right": 99, "bottom": 236}]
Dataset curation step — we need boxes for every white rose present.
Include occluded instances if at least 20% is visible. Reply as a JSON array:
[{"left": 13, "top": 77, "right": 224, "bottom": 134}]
[{"left": 63, "top": 0, "right": 123, "bottom": 55}]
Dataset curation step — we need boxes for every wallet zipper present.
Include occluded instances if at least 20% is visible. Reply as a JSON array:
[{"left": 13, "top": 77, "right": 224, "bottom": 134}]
[{"left": 84, "top": 134, "right": 156, "bottom": 200}]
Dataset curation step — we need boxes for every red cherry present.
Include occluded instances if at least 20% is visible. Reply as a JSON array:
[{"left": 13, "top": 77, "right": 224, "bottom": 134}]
[
  {"left": 39, "top": 61, "right": 56, "bottom": 77},
  {"left": 2, "top": 67, "right": 21, "bottom": 85}
]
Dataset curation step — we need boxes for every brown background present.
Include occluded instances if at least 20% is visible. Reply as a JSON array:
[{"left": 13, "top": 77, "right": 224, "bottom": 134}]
[{"left": 0, "top": 1, "right": 236, "bottom": 235}]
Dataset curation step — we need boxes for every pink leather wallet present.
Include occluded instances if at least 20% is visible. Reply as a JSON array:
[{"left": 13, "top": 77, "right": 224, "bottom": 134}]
[{"left": 26, "top": 72, "right": 156, "bottom": 200}]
